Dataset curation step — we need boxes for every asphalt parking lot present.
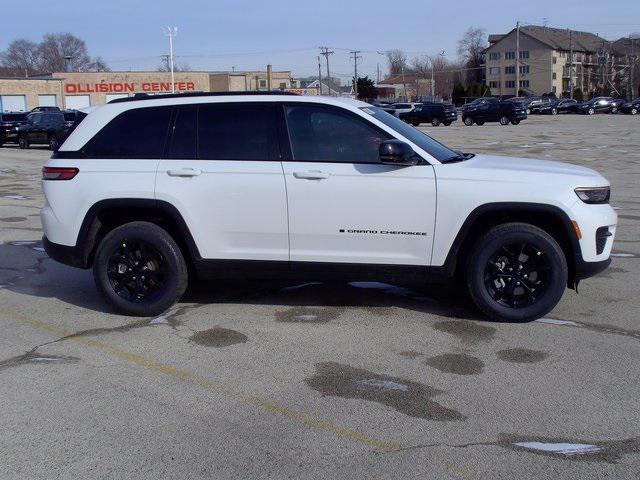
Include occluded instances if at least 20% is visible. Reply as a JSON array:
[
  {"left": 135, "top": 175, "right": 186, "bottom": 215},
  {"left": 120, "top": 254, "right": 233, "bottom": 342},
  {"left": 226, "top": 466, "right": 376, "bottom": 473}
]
[{"left": 1, "top": 114, "right": 639, "bottom": 479}]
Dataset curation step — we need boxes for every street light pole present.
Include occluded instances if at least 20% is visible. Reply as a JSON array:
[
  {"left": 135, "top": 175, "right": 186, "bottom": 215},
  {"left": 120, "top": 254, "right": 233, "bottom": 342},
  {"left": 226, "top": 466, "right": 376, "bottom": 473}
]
[{"left": 165, "top": 27, "right": 178, "bottom": 93}]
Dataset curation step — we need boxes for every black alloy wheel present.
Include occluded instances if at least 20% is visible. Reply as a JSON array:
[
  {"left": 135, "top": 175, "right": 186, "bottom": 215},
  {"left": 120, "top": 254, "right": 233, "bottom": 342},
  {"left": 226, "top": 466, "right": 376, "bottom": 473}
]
[
  {"left": 431, "top": 118, "right": 441, "bottom": 127},
  {"left": 499, "top": 116, "right": 510, "bottom": 125},
  {"left": 18, "top": 136, "right": 28, "bottom": 149},
  {"left": 106, "top": 239, "right": 167, "bottom": 303},
  {"left": 484, "top": 242, "right": 550, "bottom": 309},
  {"left": 466, "top": 223, "right": 567, "bottom": 322}
]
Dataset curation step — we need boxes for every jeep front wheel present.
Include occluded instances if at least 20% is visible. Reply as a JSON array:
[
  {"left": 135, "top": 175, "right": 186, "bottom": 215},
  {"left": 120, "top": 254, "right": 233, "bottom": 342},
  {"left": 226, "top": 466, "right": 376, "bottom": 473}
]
[
  {"left": 465, "top": 223, "right": 567, "bottom": 322},
  {"left": 499, "top": 116, "right": 510, "bottom": 125},
  {"left": 93, "top": 221, "right": 188, "bottom": 316}
]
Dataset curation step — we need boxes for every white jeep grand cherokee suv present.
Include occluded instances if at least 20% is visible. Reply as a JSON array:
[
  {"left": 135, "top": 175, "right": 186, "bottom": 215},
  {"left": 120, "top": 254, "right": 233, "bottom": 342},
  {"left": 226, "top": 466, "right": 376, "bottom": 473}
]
[{"left": 41, "top": 92, "right": 617, "bottom": 321}]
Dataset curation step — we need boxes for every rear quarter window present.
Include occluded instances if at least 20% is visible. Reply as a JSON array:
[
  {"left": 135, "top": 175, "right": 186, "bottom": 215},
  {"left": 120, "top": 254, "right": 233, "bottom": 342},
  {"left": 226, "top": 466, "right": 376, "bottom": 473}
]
[{"left": 82, "top": 106, "right": 172, "bottom": 158}]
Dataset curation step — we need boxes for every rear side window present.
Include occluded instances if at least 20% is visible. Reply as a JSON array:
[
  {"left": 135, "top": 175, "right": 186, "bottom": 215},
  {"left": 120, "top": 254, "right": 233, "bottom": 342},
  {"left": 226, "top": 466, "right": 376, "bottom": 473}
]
[
  {"left": 83, "top": 106, "right": 172, "bottom": 158},
  {"left": 197, "top": 103, "right": 277, "bottom": 160},
  {"left": 168, "top": 106, "right": 197, "bottom": 159}
]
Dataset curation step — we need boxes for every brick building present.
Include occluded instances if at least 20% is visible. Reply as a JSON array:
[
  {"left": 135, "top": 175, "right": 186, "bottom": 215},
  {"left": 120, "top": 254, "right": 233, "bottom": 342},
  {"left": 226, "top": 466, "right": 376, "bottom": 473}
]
[{"left": 0, "top": 68, "right": 291, "bottom": 112}]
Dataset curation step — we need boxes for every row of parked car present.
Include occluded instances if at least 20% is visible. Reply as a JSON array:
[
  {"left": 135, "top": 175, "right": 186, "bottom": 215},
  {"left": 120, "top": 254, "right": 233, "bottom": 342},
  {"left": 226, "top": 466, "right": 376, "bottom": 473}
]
[
  {"left": 524, "top": 96, "right": 640, "bottom": 115},
  {"left": 0, "top": 106, "right": 86, "bottom": 149},
  {"left": 376, "top": 95, "right": 640, "bottom": 128}
]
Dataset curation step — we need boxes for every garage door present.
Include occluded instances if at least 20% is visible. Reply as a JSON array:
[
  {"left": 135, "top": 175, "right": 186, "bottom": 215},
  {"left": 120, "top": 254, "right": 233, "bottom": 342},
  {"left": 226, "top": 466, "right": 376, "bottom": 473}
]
[
  {"left": 106, "top": 93, "right": 129, "bottom": 103},
  {"left": 1, "top": 95, "right": 27, "bottom": 112},
  {"left": 65, "top": 95, "right": 91, "bottom": 110},
  {"left": 38, "top": 94, "right": 57, "bottom": 107}
]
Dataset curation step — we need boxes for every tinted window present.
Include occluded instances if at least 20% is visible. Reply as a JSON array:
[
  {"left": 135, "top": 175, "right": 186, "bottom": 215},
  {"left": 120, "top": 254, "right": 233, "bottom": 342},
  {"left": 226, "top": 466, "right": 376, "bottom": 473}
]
[
  {"left": 360, "top": 107, "right": 458, "bottom": 163},
  {"left": 198, "top": 103, "right": 277, "bottom": 160},
  {"left": 168, "top": 106, "right": 197, "bottom": 159},
  {"left": 83, "top": 106, "right": 172, "bottom": 158},
  {"left": 1, "top": 113, "right": 27, "bottom": 122},
  {"left": 285, "top": 105, "right": 390, "bottom": 164}
]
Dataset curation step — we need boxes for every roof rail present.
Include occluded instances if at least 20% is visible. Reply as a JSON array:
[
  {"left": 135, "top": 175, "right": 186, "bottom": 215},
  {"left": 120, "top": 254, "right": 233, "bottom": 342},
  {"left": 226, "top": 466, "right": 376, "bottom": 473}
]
[{"left": 108, "top": 91, "right": 298, "bottom": 104}]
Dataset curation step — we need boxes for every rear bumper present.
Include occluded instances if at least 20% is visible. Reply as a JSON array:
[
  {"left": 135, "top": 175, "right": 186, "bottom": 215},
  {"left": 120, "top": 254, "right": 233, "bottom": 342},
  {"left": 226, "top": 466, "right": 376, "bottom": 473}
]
[{"left": 43, "top": 236, "right": 86, "bottom": 269}]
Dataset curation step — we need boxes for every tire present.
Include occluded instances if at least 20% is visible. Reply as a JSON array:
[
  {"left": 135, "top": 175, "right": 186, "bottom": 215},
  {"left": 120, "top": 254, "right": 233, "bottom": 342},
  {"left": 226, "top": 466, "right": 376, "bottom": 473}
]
[
  {"left": 551, "top": 108, "right": 558, "bottom": 115},
  {"left": 463, "top": 117, "right": 474, "bottom": 126},
  {"left": 588, "top": 108, "right": 595, "bottom": 115},
  {"left": 511, "top": 119, "right": 520, "bottom": 125},
  {"left": 465, "top": 223, "right": 568, "bottom": 322},
  {"left": 499, "top": 116, "right": 509, "bottom": 125},
  {"left": 443, "top": 121, "right": 452, "bottom": 126},
  {"left": 476, "top": 120, "right": 485, "bottom": 126},
  {"left": 93, "top": 221, "right": 188, "bottom": 316},
  {"left": 431, "top": 118, "right": 441, "bottom": 127},
  {"left": 18, "top": 136, "right": 28, "bottom": 149},
  {"left": 631, "top": 108, "right": 638, "bottom": 115},
  {"left": 526, "top": 108, "right": 531, "bottom": 115},
  {"left": 48, "top": 135, "right": 59, "bottom": 151},
  {"left": 611, "top": 107, "right": 618, "bottom": 114},
  {"left": 411, "top": 121, "right": 420, "bottom": 127}
]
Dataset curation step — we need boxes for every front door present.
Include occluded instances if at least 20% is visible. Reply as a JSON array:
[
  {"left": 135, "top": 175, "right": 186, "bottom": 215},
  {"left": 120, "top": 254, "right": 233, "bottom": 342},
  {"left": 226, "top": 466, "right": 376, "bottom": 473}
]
[
  {"left": 280, "top": 103, "right": 436, "bottom": 266},
  {"left": 156, "top": 102, "right": 288, "bottom": 262}
]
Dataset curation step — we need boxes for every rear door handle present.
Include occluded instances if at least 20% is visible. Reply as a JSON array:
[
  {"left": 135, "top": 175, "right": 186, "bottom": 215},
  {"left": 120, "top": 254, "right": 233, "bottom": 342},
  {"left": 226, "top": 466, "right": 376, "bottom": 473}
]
[
  {"left": 167, "top": 168, "right": 201, "bottom": 177},
  {"left": 293, "top": 170, "right": 330, "bottom": 180}
]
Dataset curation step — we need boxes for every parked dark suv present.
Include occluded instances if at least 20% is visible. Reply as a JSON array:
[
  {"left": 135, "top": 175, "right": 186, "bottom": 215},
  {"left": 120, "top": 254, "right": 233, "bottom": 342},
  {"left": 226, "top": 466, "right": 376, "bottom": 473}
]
[
  {"left": 537, "top": 98, "right": 580, "bottom": 115},
  {"left": 620, "top": 98, "right": 640, "bottom": 115},
  {"left": 16, "top": 111, "right": 68, "bottom": 150},
  {"left": 577, "top": 97, "right": 617, "bottom": 115},
  {"left": 461, "top": 97, "right": 527, "bottom": 126},
  {"left": 399, "top": 102, "right": 458, "bottom": 126},
  {"left": 0, "top": 112, "right": 29, "bottom": 147}
]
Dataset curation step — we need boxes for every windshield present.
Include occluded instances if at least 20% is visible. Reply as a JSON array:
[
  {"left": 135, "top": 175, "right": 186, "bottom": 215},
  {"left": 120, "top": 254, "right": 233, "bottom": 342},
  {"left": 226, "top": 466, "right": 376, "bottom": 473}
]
[
  {"left": 361, "top": 106, "right": 458, "bottom": 163},
  {"left": 1, "top": 113, "right": 27, "bottom": 122}
]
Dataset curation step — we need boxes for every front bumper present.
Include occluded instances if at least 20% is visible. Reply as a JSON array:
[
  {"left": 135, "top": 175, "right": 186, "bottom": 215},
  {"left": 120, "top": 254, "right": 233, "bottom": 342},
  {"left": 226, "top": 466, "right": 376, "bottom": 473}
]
[{"left": 575, "top": 257, "right": 611, "bottom": 280}]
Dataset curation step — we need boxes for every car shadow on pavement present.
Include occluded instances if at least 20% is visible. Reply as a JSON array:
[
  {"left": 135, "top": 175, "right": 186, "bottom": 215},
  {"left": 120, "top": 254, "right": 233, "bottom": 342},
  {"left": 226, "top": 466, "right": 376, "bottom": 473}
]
[{"left": 0, "top": 240, "right": 486, "bottom": 322}]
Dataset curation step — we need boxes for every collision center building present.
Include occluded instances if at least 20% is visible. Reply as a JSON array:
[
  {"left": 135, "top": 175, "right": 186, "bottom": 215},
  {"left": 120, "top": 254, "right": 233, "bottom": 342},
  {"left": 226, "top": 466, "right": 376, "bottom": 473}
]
[{"left": 0, "top": 68, "right": 292, "bottom": 112}]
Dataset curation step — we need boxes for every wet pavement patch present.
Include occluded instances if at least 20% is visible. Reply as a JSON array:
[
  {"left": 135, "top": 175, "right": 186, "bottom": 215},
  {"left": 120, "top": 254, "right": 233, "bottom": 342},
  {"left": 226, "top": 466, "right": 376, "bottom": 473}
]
[
  {"left": 432, "top": 320, "right": 496, "bottom": 345},
  {"left": 189, "top": 327, "right": 247, "bottom": 347},
  {"left": 275, "top": 306, "right": 340, "bottom": 323},
  {"left": 0, "top": 351, "right": 80, "bottom": 372},
  {"left": 498, "top": 434, "right": 640, "bottom": 463},
  {"left": 305, "top": 362, "right": 465, "bottom": 421},
  {"left": 0, "top": 217, "right": 26, "bottom": 222},
  {"left": 425, "top": 353, "right": 484, "bottom": 375},
  {"left": 497, "top": 348, "right": 549, "bottom": 364}
]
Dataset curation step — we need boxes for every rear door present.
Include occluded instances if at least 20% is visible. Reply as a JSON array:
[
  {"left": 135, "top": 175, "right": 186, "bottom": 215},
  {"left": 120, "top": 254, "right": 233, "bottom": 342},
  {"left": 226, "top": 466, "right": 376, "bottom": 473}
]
[
  {"left": 156, "top": 102, "right": 289, "bottom": 262},
  {"left": 280, "top": 103, "right": 436, "bottom": 266}
]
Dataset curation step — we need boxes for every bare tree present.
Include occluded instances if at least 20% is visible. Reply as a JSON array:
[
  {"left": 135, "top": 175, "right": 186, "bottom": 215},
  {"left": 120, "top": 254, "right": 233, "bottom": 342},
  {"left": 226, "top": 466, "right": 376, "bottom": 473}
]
[
  {"left": 37, "top": 33, "right": 104, "bottom": 72},
  {"left": 386, "top": 49, "right": 408, "bottom": 75},
  {"left": 0, "top": 39, "right": 40, "bottom": 76},
  {"left": 86, "top": 56, "right": 110, "bottom": 72},
  {"left": 457, "top": 27, "right": 487, "bottom": 84},
  {"left": 157, "top": 55, "right": 191, "bottom": 72}
]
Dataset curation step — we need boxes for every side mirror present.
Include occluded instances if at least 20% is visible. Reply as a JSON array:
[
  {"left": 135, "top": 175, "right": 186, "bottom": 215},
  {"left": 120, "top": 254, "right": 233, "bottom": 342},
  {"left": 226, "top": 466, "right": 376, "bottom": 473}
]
[{"left": 379, "top": 140, "right": 421, "bottom": 166}]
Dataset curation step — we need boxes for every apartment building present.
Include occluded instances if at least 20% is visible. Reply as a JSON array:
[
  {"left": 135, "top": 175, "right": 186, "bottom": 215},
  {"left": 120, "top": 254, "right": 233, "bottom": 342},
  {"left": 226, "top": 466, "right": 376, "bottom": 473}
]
[{"left": 484, "top": 25, "right": 620, "bottom": 97}]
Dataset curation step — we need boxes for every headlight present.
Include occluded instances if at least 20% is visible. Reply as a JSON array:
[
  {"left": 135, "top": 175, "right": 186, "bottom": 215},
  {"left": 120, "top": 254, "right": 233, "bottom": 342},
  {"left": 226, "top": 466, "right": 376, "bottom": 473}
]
[{"left": 575, "top": 186, "right": 610, "bottom": 204}]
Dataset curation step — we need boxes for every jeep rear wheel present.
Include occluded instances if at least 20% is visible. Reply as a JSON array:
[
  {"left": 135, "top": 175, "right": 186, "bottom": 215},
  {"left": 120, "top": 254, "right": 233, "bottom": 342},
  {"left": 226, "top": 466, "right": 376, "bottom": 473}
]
[
  {"left": 465, "top": 223, "right": 567, "bottom": 322},
  {"left": 93, "top": 221, "right": 188, "bottom": 316}
]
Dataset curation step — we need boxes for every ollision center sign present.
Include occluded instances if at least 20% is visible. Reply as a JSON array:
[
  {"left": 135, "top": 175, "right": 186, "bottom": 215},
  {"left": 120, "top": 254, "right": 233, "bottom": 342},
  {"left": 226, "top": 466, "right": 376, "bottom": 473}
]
[{"left": 65, "top": 82, "right": 197, "bottom": 93}]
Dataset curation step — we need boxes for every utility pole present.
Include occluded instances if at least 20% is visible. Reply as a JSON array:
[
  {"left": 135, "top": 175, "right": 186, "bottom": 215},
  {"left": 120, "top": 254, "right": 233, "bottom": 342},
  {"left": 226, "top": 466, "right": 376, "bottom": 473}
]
[
  {"left": 317, "top": 56, "right": 323, "bottom": 95},
  {"left": 165, "top": 26, "right": 178, "bottom": 93},
  {"left": 401, "top": 65, "right": 407, "bottom": 100},
  {"left": 350, "top": 50, "right": 362, "bottom": 98},
  {"left": 515, "top": 21, "right": 520, "bottom": 96},
  {"left": 319, "top": 47, "right": 334, "bottom": 96},
  {"left": 376, "top": 63, "right": 380, "bottom": 84},
  {"left": 569, "top": 29, "right": 574, "bottom": 99},
  {"left": 630, "top": 38, "right": 636, "bottom": 101}
]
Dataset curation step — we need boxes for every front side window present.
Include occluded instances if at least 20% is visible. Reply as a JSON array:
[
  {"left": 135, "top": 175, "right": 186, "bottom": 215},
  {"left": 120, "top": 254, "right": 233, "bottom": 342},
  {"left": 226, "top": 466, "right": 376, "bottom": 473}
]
[
  {"left": 285, "top": 104, "right": 390, "bottom": 163},
  {"left": 198, "top": 103, "right": 277, "bottom": 160},
  {"left": 83, "top": 106, "right": 172, "bottom": 158},
  {"left": 360, "top": 107, "right": 458, "bottom": 163}
]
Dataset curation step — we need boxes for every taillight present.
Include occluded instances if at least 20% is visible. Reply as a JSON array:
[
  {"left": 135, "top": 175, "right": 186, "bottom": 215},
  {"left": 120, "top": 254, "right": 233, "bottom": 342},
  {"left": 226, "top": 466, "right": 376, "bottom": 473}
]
[{"left": 42, "top": 167, "right": 79, "bottom": 181}]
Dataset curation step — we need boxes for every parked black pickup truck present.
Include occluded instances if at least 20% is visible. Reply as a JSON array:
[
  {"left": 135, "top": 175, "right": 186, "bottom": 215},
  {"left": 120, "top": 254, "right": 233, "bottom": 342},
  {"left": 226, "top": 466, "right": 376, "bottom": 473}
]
[
  {"left": 399, "top": 102, "right": 458, "bottom": 126},
  {"left": 461, "top": 97, "right": 527, "bottom": 126},
  {"left": 0, "top": 112, "right": 29, "bottom": 147},
  {"left": 16, "top": 111, "right": 69, "bottom": 150}
]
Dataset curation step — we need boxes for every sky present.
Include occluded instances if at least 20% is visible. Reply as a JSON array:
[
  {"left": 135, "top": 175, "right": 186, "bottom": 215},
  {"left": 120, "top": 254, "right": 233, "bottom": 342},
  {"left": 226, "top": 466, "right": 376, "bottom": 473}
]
[{"left": 2, "top": 0, "right": 639, "bottom": 84}]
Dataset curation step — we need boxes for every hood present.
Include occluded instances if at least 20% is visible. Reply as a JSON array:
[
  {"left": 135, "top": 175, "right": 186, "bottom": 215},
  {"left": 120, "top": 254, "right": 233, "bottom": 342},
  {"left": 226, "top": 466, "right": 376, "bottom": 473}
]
[{"left": 457, "top": 154, "right": 607, "bottom": 184}]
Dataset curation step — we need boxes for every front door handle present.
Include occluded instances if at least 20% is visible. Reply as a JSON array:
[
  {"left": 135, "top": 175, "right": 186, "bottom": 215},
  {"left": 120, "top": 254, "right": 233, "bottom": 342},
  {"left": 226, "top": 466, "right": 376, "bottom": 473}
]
[
  {"left": 167, "top": 168, "right": 201, "bottom": 177},
  {"left": 293, "top": 170, "right": 330, "bottom": 180}
]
